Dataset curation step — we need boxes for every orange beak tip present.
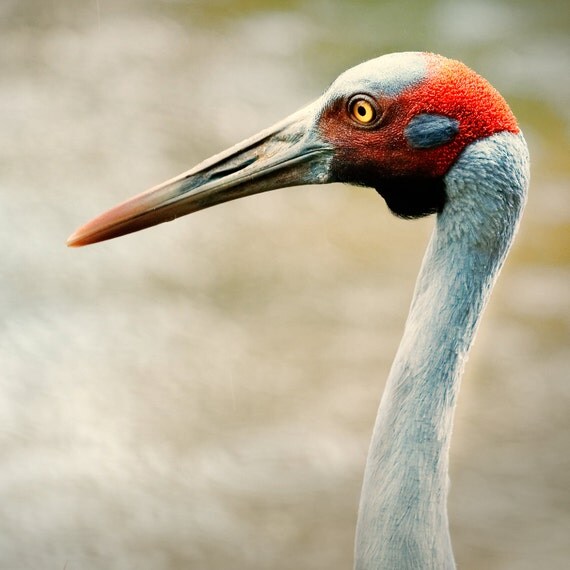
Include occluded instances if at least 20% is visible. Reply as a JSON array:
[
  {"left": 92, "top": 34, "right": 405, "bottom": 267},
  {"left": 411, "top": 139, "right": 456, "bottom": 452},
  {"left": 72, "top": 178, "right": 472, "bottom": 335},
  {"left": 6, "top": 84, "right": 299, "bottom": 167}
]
[
  {"left": 66, "top": 232, "right": 82, "bottom": 248},
  {"left": 66, "top": 223, "right": 95, "bottom": 247},
  {"left": 66, "top": 236, "right": 83, "bottom": 248}
]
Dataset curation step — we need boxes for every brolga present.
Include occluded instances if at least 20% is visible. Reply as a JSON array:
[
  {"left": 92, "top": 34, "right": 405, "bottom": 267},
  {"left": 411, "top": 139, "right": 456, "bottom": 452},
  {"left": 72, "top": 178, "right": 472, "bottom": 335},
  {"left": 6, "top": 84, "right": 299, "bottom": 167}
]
[{"left": 68, "top": 52, "right": 529, "bottom": 569}]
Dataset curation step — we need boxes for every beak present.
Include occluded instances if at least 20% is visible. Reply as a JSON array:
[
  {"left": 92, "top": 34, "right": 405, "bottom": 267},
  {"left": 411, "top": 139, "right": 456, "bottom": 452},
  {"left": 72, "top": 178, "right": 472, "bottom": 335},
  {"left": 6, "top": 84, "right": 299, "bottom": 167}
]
[{"left": 67, "top": 101, "right": 333, "bottom": 247}]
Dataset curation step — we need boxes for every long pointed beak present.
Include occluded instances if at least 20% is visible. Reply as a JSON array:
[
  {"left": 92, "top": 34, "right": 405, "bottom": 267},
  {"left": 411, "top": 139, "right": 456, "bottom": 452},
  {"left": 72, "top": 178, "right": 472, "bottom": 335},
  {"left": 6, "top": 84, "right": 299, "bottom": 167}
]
[{"left": 67, "top": 101, "right": 333, "bottom": 247}]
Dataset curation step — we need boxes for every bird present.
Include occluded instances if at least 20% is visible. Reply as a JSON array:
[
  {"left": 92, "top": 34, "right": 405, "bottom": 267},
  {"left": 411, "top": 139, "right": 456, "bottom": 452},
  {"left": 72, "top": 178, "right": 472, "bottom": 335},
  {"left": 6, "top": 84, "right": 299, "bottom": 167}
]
[{"left": 68, "top": 52, "right": 529, "bottom": 569}]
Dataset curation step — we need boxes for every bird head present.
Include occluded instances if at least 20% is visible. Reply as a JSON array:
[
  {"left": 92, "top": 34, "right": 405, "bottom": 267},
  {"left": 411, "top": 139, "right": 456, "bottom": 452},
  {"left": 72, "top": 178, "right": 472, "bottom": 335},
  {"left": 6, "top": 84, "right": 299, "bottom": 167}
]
[{"left": 67, "top": 52, "right": 520, "bottom": 247}]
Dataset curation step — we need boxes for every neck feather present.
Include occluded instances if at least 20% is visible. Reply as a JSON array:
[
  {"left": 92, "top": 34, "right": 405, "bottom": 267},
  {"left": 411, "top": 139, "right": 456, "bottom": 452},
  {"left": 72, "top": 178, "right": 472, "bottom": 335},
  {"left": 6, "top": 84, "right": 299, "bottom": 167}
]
[{"left": 354, "top": 132, "right": 529, "bottom": 570}]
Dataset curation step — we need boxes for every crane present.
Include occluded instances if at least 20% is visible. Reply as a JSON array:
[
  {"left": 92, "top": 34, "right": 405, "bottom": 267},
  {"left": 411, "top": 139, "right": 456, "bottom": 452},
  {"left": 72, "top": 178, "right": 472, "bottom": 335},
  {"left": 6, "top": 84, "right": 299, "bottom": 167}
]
[{"left": 68, "top": 52, "right": 529, "bottom": 569}]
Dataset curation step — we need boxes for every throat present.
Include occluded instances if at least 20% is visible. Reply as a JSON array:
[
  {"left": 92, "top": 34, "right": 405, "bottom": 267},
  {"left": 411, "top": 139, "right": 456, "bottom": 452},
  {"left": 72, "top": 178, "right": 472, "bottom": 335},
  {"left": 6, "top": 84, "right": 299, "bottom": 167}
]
[
  {"left": 375, "top": 176, "right": 447, "bottom": 219},
  {"left": 331, "top": 156, "right": 447, "bottom": 219}
]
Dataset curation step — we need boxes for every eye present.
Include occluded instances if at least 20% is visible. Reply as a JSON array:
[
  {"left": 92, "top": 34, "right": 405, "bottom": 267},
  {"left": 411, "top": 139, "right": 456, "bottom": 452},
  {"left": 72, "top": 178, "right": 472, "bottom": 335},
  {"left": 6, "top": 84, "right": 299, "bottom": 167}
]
[{"left": 348, "top": 95, "right": 380, "bottom": 125}]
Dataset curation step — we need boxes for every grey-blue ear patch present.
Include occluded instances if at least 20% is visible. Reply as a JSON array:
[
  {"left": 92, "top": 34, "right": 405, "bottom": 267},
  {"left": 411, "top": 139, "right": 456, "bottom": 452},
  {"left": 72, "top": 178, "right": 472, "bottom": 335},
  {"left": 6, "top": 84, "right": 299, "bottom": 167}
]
[{"left": 405, "top": 114, "right": 459, "bottom": 149}]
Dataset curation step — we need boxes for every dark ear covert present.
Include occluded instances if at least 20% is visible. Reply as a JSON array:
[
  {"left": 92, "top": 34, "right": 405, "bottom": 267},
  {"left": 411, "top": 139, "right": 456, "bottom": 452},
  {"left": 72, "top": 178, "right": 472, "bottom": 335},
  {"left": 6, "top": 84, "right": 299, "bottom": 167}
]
[{"left": 405, "top": 114, "right": 459, "bottom": 149}]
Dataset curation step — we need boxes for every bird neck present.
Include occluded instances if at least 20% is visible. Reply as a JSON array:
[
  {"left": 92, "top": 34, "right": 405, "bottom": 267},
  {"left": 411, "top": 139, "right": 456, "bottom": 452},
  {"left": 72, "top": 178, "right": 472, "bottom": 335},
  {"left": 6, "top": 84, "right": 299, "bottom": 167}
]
[{"left": 354, "top": 132, "right": 529, "bottom": 570}]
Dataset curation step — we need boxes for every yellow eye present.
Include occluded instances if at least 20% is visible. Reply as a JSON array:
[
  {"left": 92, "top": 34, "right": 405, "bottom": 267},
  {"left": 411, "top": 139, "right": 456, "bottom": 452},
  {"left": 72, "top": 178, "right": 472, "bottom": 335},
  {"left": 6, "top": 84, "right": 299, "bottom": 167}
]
[{"left": 349, "top": 97, "right": 378, "bottom": 124}]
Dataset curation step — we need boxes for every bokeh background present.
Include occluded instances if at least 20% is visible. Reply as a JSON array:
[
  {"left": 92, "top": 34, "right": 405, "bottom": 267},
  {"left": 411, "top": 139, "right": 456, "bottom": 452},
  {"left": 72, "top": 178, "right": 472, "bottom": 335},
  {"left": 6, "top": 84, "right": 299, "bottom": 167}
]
[{"left": 1, "top": 1, "right": 569, "bottom": 569}]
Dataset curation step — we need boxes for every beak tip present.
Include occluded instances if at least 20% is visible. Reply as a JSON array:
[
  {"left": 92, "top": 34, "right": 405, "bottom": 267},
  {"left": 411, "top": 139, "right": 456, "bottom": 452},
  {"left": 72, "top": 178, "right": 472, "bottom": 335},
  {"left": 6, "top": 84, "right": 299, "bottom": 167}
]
[
  {"left": 67, "top": 228, "right": 92, "bottom": 248},
  {"left": 66, "top": 233, "right": 80, "bottom": 248}
]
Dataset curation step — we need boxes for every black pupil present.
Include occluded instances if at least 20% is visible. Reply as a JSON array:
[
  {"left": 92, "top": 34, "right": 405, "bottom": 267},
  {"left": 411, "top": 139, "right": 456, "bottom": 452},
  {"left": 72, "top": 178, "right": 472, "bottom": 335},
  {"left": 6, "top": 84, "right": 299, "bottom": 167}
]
[{"left": 357, "top": 104, "right": 367, "bottom": 116}]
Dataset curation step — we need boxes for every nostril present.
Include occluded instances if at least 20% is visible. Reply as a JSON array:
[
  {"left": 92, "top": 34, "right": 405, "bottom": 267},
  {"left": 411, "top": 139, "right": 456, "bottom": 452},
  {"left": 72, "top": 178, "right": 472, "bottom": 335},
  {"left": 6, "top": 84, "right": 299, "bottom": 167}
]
[{"left": 208, "top": 156, "right": 259, "bottom": 181}]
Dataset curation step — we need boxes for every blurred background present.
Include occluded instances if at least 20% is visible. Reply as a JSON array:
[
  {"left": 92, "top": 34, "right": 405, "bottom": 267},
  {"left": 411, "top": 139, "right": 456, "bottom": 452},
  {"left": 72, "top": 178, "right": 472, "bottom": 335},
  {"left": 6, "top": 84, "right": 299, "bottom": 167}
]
[{"left": 1, "top": 1, "right": 568, "bottom": 569}]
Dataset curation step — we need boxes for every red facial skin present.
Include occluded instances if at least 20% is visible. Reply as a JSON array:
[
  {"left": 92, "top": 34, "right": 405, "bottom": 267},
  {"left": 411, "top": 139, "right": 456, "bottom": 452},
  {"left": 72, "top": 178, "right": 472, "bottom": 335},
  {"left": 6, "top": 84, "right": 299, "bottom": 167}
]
[{"left": 319, "top": 54, "right": 520, "bottom": 179}]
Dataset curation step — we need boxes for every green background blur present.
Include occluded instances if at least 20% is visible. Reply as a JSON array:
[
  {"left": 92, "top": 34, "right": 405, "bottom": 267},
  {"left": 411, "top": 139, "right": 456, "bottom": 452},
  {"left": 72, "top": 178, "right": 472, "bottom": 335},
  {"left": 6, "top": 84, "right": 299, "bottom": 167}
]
[{"left": 1, "top": 1, "right": 568, "bottom": 569}]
